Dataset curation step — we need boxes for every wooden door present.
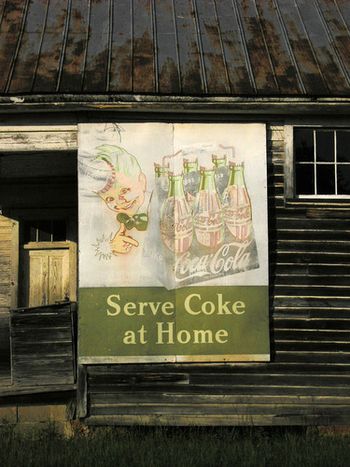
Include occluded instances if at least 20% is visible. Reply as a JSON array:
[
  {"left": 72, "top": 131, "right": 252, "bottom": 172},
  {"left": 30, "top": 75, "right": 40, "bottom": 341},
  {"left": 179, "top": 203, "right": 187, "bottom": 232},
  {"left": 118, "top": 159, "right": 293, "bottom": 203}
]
[
  {"left": 23, "top": 242, "right": 76, "bottom": 307},
  {"left": 0, "top": 215, "right": 18, "bottom": 385}
]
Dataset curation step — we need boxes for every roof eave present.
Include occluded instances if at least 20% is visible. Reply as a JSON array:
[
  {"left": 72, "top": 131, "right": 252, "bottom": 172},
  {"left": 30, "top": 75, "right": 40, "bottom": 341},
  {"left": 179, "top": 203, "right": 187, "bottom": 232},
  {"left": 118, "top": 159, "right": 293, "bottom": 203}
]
[{"left": 1, "top": 95, "right": 350, "bottom": 115}]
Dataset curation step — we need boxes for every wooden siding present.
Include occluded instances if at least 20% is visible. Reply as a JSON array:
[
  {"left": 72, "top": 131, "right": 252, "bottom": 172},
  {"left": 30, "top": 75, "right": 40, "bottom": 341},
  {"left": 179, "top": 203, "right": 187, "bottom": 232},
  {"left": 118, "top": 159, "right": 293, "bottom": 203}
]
[
  {"left": 10, "top": 303, "right": 76, "bottom": 386},
  {"left": 84, "top": 123, "right": 350, "bottom": 426},
  {"left": 0, "top": 215, "right": 18, "bottom": 385},
  {"left": 0, "top": 215, "right": 18, "bottom": 312}
]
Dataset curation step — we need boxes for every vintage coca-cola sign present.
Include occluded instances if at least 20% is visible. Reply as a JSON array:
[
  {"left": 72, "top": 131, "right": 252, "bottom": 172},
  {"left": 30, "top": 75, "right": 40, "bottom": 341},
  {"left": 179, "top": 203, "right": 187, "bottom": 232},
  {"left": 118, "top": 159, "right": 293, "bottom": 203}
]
[{"left": 78, "top": 122, "right": 269, "bottom": 364}]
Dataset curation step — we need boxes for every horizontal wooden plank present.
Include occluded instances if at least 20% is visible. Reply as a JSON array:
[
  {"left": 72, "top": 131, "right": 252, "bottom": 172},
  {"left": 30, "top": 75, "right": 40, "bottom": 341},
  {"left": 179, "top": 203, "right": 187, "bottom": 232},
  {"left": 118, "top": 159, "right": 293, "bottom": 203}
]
[
  {"left": 0, "top": 384, "right": 76, "bottom": 397},
  {"left": 190, "top": 373, "right": 350, "bottom": 386},
  {"left": 275, "top": 341, "right": 350, "bottom": 352},
  {"left": 11, "top": 341, "right": 73, "bottom": 355},
  {"left": 274, "top": 264, "right": 350, "bottom": 276},
  {"left": 88, "top": 373, "right": 190, "bottom": 385},
  {"left": 87, "top": 362, "right": 350, "bottom": 376},
  {"left": 89, "top": 403, "right": 350, "bottom": 418},
  {"left": 85, "top": 413, "right": 350, "bottom": 426},
  {"left": 273, "top": 296, "right": 350, "bottom": 308},
  {"left": 13, "top": 375, "right": 74, "bottom": 386},
  {"left": 275, "top": 240, "right": 350, "bottom": 253},
  {"left": 11, "top": 313, "right": 71, "bottom": 328},
  {"left": 12, "top": 325, "right": 72, "bottom": 334},
  {"left": 273, "top": 308, "right": 350, "bottom": 319},
  {"left": 88, "top": 373, "right": 350, "bottom": 388},
  {"left": 273, "top": 318, "right": 350, "bottom": 330},
  {"left": 89, "top": 392, "right": 350, "bottom": 406},
  {"left": 274, "top": 286, "right": 350, "bottom": 297},
  {"left": 275, "top": 229, "right": 350, "bottom": 241},
  {"left": 87, "top": 371, "right": 350, "bottom": 392},
  {"left": 274, "top": 330, "right": 350, "bottom": 342},
  {"left": 274, "top": 275, "right": 350, "bottom": 286},
  {"left": 12, "top": 353, "right": 73, "bottom": 371},
  {"left": 0, "top": 130, "right": 77, "bottom": 152},
  {"left": 11, "top": 329, "right": 72, "bottom": 343},
  {"left": 12, "top": 367, "right": 74, "bottom": 381},
  {"left": 87, "top": 383, "right": 350, "bottom": 397},
  {"left": 275, "top": 217, "right": 350, "bottom": 229},
  {"left": 275, "top": 351, "right": 350, "bottom": 363}
]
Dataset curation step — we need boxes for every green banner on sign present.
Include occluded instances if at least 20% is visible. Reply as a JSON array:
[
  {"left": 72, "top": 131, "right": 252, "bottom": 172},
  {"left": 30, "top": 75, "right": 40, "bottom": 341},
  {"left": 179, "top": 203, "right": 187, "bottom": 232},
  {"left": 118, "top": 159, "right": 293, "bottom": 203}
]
[{"left": 79, "top": 286, "right": 269, "bottom": 363}]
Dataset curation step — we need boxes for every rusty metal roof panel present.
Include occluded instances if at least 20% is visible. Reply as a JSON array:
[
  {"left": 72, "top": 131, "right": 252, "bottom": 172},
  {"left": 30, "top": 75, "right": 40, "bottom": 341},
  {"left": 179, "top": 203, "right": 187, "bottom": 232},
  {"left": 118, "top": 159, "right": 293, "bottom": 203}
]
[
  {"left": 1, "top": 0, "right": 350, "bottom": 96},
  {"left": 154, "top": 0, "right": 181, "bottom": 94},
  {"left": 109, "top": 0, "right": 133, "bottom": 93}
]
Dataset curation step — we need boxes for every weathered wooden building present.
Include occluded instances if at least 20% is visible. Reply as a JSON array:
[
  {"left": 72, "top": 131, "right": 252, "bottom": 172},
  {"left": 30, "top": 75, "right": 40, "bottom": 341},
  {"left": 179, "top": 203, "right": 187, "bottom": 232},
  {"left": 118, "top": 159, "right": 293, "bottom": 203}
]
[{"left": 1, "top": 0, "right": 350, "bottom": 426}]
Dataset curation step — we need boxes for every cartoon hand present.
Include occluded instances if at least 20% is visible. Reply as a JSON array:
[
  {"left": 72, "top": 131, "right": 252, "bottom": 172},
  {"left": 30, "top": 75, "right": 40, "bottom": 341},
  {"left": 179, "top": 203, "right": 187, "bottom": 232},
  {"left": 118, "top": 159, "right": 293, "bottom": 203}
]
[{"left": 110, "top": 224, "right": 139, "bottom": 255}]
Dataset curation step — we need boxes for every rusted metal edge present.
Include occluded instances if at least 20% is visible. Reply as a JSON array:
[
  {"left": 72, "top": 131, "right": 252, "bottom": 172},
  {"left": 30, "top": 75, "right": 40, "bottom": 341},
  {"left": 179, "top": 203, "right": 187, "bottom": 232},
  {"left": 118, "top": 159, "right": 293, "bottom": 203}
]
[{"left": 0, "top": 95, "right": 350, "bottom": 114}]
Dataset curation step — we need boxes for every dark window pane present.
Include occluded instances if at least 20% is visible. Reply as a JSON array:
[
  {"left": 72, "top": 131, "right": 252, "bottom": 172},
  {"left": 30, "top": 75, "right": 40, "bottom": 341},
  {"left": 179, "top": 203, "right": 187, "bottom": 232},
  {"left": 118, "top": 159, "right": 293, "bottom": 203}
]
[
  {"left": 52, "top": 220, "right": 66, "bottom": 241},
  {"left": 23, "top": 222, "right": 37, "bottom": 243},
  {"left": 295, "top": 164, "right": 314, "bottom": 195},
  {"left": 317, "top": 165, "right": 335, "bottom": 194},
  {"left": 337, "top": 131, "right": 350, "bottom": 162},
  {"left": 38, "top": 220, "right": 51, "bottom": 241},
  {"left": 337, "top": 166, "right": 350, "bottom": 195},
  {"left": 295, "top": 128, "right": 314, "bottom": 162},
  {"left": 316, "top": 131, "right": 334, "bottom": 162}
]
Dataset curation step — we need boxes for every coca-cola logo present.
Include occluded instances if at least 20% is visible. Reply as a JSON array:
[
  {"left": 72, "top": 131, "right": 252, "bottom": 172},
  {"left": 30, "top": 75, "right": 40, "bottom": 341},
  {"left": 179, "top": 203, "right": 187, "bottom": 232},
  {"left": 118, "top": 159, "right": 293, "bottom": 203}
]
[
  {"left": 174, "top": 216, "right": 193, "bottom": 234},
  {"left": 174, "top": 240, "right": 254, "bottom": 283},
  {"left": 195, "top": 212, "right": 222, "bottom": 226},
  {"left": 224, "top": 206, "right": 251, "bottom": 222}
]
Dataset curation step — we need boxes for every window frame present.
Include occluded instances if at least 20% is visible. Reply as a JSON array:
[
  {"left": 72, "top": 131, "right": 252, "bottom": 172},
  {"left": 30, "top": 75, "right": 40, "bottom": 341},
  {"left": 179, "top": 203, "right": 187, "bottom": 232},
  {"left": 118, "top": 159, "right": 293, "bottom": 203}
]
[{"left": 285, "top": 124, "right": 350, "bottom": 200}]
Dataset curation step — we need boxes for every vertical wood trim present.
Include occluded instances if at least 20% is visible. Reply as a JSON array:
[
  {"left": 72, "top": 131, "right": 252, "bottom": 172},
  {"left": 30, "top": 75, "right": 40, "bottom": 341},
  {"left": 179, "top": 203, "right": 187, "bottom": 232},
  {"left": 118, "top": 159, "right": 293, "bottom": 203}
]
[
  {"left": 284, "top": 125, "right": 294, "bottom": 199},
  {"left": 69, "top": 241, "right": 77, "bottom": 302},
  {"left": 10, "top": 219, "right": 19, "bottom": 309},
  {"left": 70, "top": 302, "right": 77, "bottom": 382},
  {"left": 76, "top": 364, "right": 88, "bottom": 418}
]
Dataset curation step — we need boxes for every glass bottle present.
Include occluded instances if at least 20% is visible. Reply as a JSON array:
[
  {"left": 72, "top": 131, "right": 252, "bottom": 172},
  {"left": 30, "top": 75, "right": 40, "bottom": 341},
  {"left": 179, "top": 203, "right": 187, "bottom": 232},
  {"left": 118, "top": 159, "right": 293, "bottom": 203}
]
[
  {"left": 160, "top": 174, "right": 193, "bottom": 254},
  {"left": 154, "top": 162, "right": 169, "bottom": 205},
  {"left": 183, "top": 158, "right": 200, "bottom": 209},
  {"left": 212, "top": 154, "right": 229, "bottom": 198},
  {"left": 222, "top": 162, "right": 252, "bottom": 242},
  {"left": 193, "top": 168, "right": 224, "bottom": 249}
]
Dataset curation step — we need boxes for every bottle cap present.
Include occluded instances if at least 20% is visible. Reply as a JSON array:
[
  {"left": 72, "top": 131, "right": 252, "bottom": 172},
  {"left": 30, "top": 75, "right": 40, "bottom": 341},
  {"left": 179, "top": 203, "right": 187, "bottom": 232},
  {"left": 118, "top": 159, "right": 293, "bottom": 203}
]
[
  {"left": 168, "top": 171, "right": 183, "bottom": 179},
  {"left": 212, "top": 154, "right": 227, "bottom": 161},
  {"left": 155, "top": 162, "right": 169, "bottom": 175},
  {"left": 200, "top": 165, "right": 214, "bottom": 173}
]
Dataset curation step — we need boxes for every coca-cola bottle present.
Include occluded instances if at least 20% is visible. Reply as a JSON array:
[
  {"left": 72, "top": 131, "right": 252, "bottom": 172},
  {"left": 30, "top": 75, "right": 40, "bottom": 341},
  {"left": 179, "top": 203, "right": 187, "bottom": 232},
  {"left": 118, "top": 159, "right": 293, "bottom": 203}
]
[
  {"left": 193, "top": 168, "right": 224, "bottom": 249},
  {"left": 154, "top": 162, "right": 169, "bottom": 205},
  {"left": 160, "top": 173, "right": 193, "bottom": 254},
  {"left": 183, "top": 158, "right": 200, "bottom": 209},
  {"left": 222, "top": 162, "right": 252, "bottom": 242},
  {"left": 212, "top": 154, "right": 229, "bottom": 198}
]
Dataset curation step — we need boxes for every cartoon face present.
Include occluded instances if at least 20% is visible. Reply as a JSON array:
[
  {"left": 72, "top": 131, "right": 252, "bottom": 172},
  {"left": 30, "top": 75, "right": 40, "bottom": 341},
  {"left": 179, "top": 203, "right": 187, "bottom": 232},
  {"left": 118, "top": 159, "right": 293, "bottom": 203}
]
[{"left": 99, "top": 171, "right": 147, "bottom": 216}]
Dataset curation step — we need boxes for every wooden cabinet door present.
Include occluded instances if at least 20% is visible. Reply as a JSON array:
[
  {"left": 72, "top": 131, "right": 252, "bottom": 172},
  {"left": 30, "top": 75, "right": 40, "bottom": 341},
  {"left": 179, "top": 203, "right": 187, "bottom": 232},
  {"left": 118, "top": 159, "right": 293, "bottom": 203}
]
[
  {"left": 28, "top": 249, "right": 70, "bottom": 307},
  {"left": 23, "top": 242, "right": 76, "bottom": 307}
]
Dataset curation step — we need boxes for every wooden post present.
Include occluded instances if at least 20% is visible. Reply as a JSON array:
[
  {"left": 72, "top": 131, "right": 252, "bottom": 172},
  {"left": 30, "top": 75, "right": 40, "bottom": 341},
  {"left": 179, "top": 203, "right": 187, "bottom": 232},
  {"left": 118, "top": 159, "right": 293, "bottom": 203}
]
[{"left": 76, "top": 365, "right": 88, "bottom": 419}]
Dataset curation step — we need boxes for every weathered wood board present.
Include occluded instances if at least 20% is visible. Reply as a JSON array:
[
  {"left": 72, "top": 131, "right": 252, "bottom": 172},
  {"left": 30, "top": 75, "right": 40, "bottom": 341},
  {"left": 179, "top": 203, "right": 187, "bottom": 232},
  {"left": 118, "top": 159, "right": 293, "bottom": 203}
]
[{"left": 10, "top": 303, "right": 76, "bottom": 386}]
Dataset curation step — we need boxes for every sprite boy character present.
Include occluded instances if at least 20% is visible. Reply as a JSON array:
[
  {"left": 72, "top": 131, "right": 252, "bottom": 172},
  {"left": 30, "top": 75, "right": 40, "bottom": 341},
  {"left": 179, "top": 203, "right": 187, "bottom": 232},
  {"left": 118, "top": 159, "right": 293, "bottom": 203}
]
[{"left": 96, "top": 145, "right": 148, "bottom": 255}]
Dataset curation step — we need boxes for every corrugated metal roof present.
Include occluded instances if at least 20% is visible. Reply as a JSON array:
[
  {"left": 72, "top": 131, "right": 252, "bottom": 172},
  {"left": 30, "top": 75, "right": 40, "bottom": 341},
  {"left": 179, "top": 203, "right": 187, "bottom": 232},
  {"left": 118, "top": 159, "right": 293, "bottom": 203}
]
[{"left": 0, "top": 0, "right": 350, "bottom": 96}]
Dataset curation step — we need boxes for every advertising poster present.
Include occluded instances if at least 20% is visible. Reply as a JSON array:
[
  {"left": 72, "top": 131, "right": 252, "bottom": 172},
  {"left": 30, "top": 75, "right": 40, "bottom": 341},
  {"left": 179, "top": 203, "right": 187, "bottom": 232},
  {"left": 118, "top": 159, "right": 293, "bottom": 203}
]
[{"left": 78, "top": 123, "right": 269, "bottom": 363}]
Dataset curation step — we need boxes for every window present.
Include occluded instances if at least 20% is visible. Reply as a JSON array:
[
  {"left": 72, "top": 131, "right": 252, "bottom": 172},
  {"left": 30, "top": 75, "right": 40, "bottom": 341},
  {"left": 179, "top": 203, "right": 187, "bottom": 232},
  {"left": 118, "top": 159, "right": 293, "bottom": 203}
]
[
  {"left": 23, "top": 219, "right": 66, "bottom": 243},
  {"left": 293, "top": 128, "right": 350, "bottom": 198}
]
